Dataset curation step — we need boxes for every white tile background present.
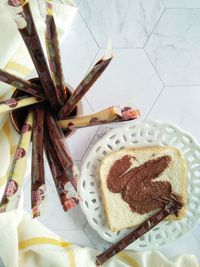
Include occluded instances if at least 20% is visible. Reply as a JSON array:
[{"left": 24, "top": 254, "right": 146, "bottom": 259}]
[{"left": 24, "top": 0, "right": 200, "bottom": 262}]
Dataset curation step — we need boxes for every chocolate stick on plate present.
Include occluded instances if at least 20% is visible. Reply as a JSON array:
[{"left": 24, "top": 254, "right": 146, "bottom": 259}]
[
  {"left": 58, "top": 106, "right": 140, "bottom": 130},
  {"left": 0, "top": 69, "right": 44, "bottom": 98},
  {"left": 96, "top": 199, "right": 183, "bottom": 266},
  {"left": 44, "top": 129, "right": 79, "bottom": 212},
  {"left": 46, "top": 110, "right": 77, "bottom": 190},
  {"left": 31, "top": 104, "right": 45, "bottom": 218},
  {"left": 0, "top": 109, "right": 33, "bottom": 212},
  {"left": 45, "top": 0, "right": 67, "bottom": 106},
  {"left": 58, "top": 44, "right": 113, "bottom": 119},
  {"left": 0, "top": 95, "right": 45, "bottom": 114},
  {"left": 7, "top": 0, "right": 59, "bottom": 112}
]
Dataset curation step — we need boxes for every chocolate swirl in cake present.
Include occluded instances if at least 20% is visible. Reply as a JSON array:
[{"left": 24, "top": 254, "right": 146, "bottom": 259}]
[{"left": 107, "top": 155, "right": 182, "bottom": 215}]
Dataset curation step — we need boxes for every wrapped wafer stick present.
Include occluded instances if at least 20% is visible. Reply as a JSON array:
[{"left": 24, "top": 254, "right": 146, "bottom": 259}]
[
  {"left": 58, "top": 106, "right": 140, "bottom": 130},
  {"left": 0, "top": 109, "right": 33, "bottom": 212},
  {"left": 31, "top": 104, "right": 45, "bottom": 218},
  {"left": 0, "top": 69, "right": 44, "bottom": 98},
  {"left": 0, "top": 95, "right": 45, "bottom": 114},
  {"left": 44, "top": 129, "right": 79, "bottom": 212},
  {"left": 59, "top": 53, "right": 113, "bottom": 119},
  {"left": 96, "top": 199, "right": 183, "bottom": 266},
  {"left": 46, "top": 110, "right": 77, "bottom": 190},
  {"left": 45, "top": 0, "right": 67, "bottom": 106},
  {"left": 7, "top": 0, "right": 59, "bottom": 111}
]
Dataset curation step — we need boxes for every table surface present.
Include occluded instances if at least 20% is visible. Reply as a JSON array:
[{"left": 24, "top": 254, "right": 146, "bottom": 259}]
[{"left": 24, "top": 0, "right": 200, "bottom": 261}]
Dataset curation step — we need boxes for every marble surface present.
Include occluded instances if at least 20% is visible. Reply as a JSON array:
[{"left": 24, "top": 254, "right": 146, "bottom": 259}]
[
  {"left": 145, "top": 9, "right": 200, "bottom": 85},
  {"left": 79, "top": 0, "right": 165, "bottom": 48},
  {"left": 23, "top": 1, "right": 200, "bottom": 263},
  {"left": 163, "top": 0, "right": 200, "bottom": 8},
  {"left": 86, "top": 49, "right": 163, "bottom": 117}
]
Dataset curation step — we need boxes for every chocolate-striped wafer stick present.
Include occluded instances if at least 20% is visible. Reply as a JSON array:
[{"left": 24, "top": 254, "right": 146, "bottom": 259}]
[
  {"left": 45, "top": 1, "right": 67, "bottom": 106},
  {"left": 0, "top": 69, "right": 44, "bottom": 98},
  {"left": 96, "top": 199, "right": 183, "bottom": 266},
  {"left": 0, "top": 109, "right": 33, "bottom": 212},
  {"left": 7, "top": 0, "right": 59, "bottom": 111},
  {"left": 31, "top": 104, "right": 45, "bottom": 218},
  {"left": 59, "top": 55, "right": 112, "bottom": 119},
  {"left": 44, "top": 129, "right": 79, "bottom": 212},
  {"left": 46, "top": 111, "right": 77, "bottom": 190},
  {"left": 0, "top": 95, "right": 45, "bottom": 114},
  {"left": 58, "top": 106, "right": 140, "bottom": 130}
]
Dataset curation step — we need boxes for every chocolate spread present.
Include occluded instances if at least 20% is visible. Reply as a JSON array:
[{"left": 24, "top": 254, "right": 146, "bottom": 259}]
[{"left": 107, "top": 155, "right": 181, "bottom": 215}]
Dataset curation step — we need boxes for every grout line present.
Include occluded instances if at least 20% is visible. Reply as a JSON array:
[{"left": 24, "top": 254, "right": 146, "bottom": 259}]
[
  {"left": 143, "top": 6, "right": 166, "bottom": 48},
  {"left": 145, "top": 86, "right": 165, "bottom": 119},
  {"left": 78, "top": 10, "right": 100, "bottom": 49},
  {"left": 83, "top": 221, "right": 88, "bottom": 229},
  {"left": 160, "top": 0, "right": 166, "bottom": 8},
  {"left": 83, "top": 225, "right": 96, "bottom": 248},
  {"left": 85, "top": 48, "right": 100, "bottom": 74},
  {"left": 85, "top": 96, "right": 95, "bottom": 112},
  {"left": 164, "top": 84, "right": 200, "bottom": 87},
  {"left": 143, "top": 48, "right": 165, "bottom": 87},
  {"left": 83, "top": 222, "right": 88, "bottom": 230},
  {"left": 164, "top": 7, "right": 200, "bottom": 9},
  {"left": 75, "top": 0, "right": 82, "bottom": 6},
  {"left": 77, "top": 48, "right": 99, "bottom": 113},
  {"left": 81, "top": 126, "right": 100, "bottom": 161},
  {"left": 99, "top": 46, "right": 146, "bottom": 49}
]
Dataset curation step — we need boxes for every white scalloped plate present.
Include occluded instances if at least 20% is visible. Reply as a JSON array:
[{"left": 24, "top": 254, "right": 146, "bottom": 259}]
[{"left": 79, "top": 120, "right": 200, "bottom": 250}]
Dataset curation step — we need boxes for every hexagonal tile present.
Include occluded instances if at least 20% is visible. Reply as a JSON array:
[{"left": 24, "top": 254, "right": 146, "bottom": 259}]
[
  {"left": 160, "top": 230, "right": 200, "bottom": 262},
  {"left": 79, "top": 0, "right": 164, "bottom": 48},
  {"left": 147, "top": 86, "right": 200, "bottom": 142},
  {"left": 163, "top": 0, "right": 200, "bottom": 8},
  {"left": 85, "top": 49, "right": 163, "bottom": 117},
  {"left": 145, "top": 9, "right": 200, "bottom": 85},
  {"left": 23, "top": 175, "right": 87, "bottom": 230},
  {"left": 60, "top": 12, "right": 99, "bottom": 88}
]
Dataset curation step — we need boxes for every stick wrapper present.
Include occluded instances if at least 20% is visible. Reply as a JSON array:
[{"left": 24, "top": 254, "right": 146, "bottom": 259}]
[
  {"left": 44, "top": 129, "right": 79, "bottom": 212},
  {"left": 7, "top": 0, "right": 59, "bottom": 111},
  {"left": 58, "top": 106, "right": 140, "bottom": 129},
  {"left": 31, "top": 104, "right": 45, "bottom": 218},
  {"left": 45, "top": 0, "right": 67, "bottom": 106},
  {"left": 0, "top": 95, "right": 44, "bottom": 114},
  {"left": 96, "top": 199, "right": 183, "bottom": 266},
  {"left": 0, "top": 69, "right": 44, "bottom": 98},
  {"left": 46, "top": 111, "right": 77, "bottom": 190},
  {"left": 0, "top": 109, "right": 33, "bottom": 212}
]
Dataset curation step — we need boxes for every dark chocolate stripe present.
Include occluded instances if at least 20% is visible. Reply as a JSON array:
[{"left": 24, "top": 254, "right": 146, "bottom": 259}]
[
  {"left": 46, "top": 110, "right": 76, "bottom": 190},
  {"left": 96, "top": 200, "right": 182, "bottom": 266},
  {"left": 0, "top": 69, "right": 44, "bottom": 99},
  {"left": 58, "top": 57, "right": 112, "bottom": 119},
  {"left": 44, "top": 129, "right": 79, "bottom": 211},
  {"left": 46, "top": 14, "right": 67, "bottom": 106},
  {"left": 18, "top": 3, "right": 59, "bottom": 111},
  {"left": 31, "top": 104, "right": 45, "bottom": 218}
]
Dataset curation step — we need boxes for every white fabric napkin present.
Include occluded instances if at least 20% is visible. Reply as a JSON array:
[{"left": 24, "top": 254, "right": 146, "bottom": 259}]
[
  {"left": 0, "top": 207, "right": 199, "bottom": 267},
  {"left": 0, "top": 1, "right": 199, "bottom": 267}
]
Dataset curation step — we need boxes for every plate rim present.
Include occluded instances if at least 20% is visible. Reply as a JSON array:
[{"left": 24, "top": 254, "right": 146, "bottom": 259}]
[{"left": 79, "top": 119, "right": 200, "bottom": 249}]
